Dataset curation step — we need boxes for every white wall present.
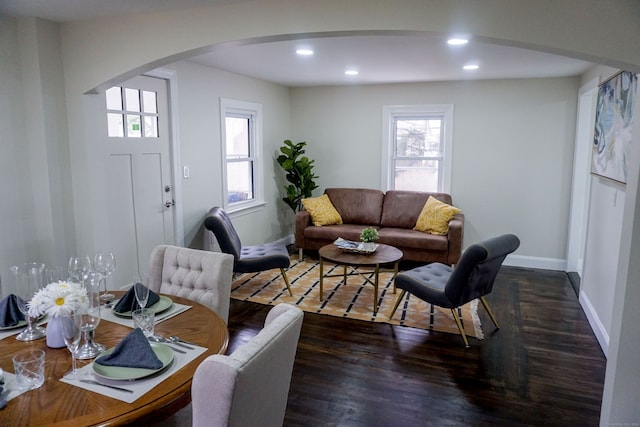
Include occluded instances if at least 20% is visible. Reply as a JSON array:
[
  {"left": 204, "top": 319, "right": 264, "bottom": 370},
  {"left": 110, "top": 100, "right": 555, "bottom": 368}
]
[
  {"left": 0, "top": 16, "right": 29, "bottom": 277},
  {"left": 291, "top": 78, "right": 579, "bottom": 265},
  {"left": 162, "top": 60, "right": 292, "bottom": 247},
  {"left": 0, "top": 17, "right": 74, "bottom": 280}
]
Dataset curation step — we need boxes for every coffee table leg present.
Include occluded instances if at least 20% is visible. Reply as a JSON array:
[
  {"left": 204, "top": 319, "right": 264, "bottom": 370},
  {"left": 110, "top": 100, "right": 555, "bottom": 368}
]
[
  {"left": 319, "top": 256, "right": 324, "bottom": 300},
  {"left": 343, "top": 265, "right": 347, "bottom": 284},
  {"left": 393, "top": 262, "right": 398, "bottom": 293},
  {"left": 373, "top": 264, "right": 380, "bottom": 314}
]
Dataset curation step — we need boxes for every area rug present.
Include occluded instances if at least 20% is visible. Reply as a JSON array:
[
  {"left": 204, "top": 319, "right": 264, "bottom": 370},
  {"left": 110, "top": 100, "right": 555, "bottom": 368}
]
[{"left": 231, "top": 255, "right": 483, "bottom": 339}]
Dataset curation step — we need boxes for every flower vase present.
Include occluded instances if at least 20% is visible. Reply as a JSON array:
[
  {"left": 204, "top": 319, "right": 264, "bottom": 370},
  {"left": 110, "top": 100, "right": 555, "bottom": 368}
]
[{"left": 46, "top": 316, "right": 67, "bottom": 348}]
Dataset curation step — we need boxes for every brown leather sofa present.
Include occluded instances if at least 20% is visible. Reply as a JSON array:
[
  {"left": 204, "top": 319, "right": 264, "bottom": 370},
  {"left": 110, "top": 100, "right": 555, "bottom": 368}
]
[{"left": 295, "top": 188, "right": 464, "bottom": 265}]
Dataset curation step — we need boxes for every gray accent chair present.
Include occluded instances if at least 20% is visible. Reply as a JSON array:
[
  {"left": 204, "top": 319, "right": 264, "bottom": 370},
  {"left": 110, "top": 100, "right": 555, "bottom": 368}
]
[
  {"left": 147, "top": 245, "right": 234, "bottom": 323},
  {"left": 389, "top": 233, "right": 520, "bottom": 347},
  {"left": 204, "top": 207, "right": 293, "bottom": 296},
  {"left": 191, "top": 303, "right": 304, "bottom": 427}
]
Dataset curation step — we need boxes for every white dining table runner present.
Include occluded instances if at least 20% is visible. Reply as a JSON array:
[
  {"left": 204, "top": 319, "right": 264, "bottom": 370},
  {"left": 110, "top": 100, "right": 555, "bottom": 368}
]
[
  {"left": 60, "top": 342, "right": 208, "bottom": 403},
  {"left": 100, "top": 302, "right": 192, "bottom": 328}
]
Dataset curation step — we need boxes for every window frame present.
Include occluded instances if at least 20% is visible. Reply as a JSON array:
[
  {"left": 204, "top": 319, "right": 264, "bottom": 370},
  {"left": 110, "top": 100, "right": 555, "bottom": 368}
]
[
  {"left": 220, "top": 98, "right": 264, "bottom": 213},
  {"left": 381, "top": 104, "right": 454, "bottom": 193}
]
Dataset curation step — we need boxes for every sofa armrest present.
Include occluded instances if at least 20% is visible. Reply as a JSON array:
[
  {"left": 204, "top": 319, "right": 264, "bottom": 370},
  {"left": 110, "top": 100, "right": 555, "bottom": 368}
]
[
  {"left": 295, "top": 210, "right": 312, "bottom": 248},
  {"left": 447, "top": 213, "right": 464, "bottom": 265}
]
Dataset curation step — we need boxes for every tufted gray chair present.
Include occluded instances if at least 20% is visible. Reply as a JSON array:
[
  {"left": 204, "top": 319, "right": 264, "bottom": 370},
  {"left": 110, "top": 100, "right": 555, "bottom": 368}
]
[
  {"left": 147, "top": 245, "right": 234, "bottom": 323},
  {"left": 389, "top": 233, "right": 520, "bottom": 347},
  {"left": 204, "top": 207, "right": 293, "bottom": 296}
]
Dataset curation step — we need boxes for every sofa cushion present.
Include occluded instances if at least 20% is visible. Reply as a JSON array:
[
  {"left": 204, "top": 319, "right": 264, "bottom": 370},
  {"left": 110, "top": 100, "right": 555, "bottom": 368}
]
[
  {"left": 325, "top": 188, "right": 384, "bottom": 225},
  {"left": 302, "top": 194, "right": 343, "bottom": 226},
  {"left": 378, "top": 228, "right": 449, "bottom": 251},
  {"left": 304, "top": 224, "right": 368, "bottom": 242},
  {"left": 414, "top": 196, "right": 461, "bottom": 235},
  {"left": 381, "top": 191, "right": 453, "bottom": 229}
]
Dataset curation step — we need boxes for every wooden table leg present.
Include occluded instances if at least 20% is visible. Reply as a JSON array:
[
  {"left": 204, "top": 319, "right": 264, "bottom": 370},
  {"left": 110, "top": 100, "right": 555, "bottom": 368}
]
[{"left": 343, "top": 265, "right": 347, "bottom": 284}]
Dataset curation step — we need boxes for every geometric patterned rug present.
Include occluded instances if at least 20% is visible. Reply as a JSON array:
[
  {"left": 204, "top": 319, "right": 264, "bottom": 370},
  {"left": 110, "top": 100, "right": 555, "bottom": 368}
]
[{"left": 231, "top": 255, "right": 483, "bottom": 339}]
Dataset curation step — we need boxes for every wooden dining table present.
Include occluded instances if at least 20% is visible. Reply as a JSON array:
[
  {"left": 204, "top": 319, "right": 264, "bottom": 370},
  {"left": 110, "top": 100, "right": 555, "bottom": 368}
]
[{"left": 0, "top": 293, "right": 229, "bottom": 426}]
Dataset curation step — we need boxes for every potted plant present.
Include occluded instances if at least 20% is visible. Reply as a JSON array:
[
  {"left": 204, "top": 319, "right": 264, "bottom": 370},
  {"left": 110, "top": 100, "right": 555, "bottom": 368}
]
[
  {"left": 360, "top": 227, "right": 379, "bottom": 252},
  {"left": 276, "top": 140, "right": 319, "bottom": 213}
]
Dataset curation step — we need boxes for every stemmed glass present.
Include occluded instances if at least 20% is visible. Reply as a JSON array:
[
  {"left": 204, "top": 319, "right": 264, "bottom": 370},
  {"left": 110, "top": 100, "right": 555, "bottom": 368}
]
[
  {"left": 75, "top": 273, "right": 105, "bottom": 359},
  {"left": 133, "top": 274, "right": 150, "bottom": 309},
  {"left": 68, "top": 256, "right": 92, "bottom": 286},
  {"left": 10, "top": 263, "right": 47, "bottom": 341},
  {"left": 60, "top": 311, "right": 83, "bottom": 379},
  {"left": 93, "top": 252, "right": 116, "bottom": 301}
]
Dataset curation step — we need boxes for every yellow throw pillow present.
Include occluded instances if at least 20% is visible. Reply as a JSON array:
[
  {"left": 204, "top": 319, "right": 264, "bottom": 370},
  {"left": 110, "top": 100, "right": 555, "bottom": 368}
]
[
  {"left": 302, "top": 194, "right": 343, "bottom": 226},
  {"left": 413, "top": 196, "right": 461, "bottom": 235}
]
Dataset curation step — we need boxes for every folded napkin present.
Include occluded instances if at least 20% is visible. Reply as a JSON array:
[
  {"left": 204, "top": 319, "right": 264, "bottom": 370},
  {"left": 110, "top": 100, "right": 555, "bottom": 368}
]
[
  {"left": 94, "top": 327, "right": 163, "bottom": 369},
  {"left": 113, "top": 286, "right": 160, "bottom": 313},
  {"left": 0, "top": 294, "right": 26, "bottom": 328}
]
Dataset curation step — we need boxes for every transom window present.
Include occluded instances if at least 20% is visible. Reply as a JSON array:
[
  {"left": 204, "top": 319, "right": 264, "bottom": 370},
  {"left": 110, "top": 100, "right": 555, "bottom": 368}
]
[
  {"left": 106, "top": 86, "right": 159, "bottom": 138},
  {"left": 382, "top": 104, "right": 454, "bottom": 193},
  {"left": 220, "top": 98, "right": 263, "bottom": 211}
]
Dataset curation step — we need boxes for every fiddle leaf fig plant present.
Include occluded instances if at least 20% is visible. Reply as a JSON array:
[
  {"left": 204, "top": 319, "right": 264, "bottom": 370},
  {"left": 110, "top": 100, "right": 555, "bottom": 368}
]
[{"left": 277, "top": 140, "right": 319, "bottom": 213}]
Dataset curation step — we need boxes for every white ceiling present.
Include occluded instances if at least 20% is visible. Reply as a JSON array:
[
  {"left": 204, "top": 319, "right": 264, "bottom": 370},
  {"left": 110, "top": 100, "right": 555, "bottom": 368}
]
[{"left": 0, "top": 0, "right": 594, "bottom": 87}]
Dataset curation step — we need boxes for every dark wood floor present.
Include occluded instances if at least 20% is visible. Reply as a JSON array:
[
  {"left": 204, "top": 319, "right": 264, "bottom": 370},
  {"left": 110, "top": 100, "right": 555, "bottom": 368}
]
[{"left": 226, "top": 265, "right": 606, "bottom": 426}]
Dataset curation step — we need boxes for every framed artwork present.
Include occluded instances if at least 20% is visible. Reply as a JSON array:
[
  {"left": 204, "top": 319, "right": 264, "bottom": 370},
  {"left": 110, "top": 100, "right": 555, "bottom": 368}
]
[{"left": 592, "top": 70, "right": 638, "bottom": 184}]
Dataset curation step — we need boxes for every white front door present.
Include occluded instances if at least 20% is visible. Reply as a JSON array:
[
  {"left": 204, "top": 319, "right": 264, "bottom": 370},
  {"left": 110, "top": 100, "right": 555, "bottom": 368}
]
[{"left": 102, "top": 75, "right": 175, "bottom": 285}]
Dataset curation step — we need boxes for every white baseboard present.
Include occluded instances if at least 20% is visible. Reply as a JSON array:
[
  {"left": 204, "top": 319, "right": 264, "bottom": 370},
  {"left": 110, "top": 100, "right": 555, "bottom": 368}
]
[
  {"left": 579, "top": 290, "right": 609, "bottom": 357},
  {"left": 502, "top": 254, "right": 566, "bottom": 271}
]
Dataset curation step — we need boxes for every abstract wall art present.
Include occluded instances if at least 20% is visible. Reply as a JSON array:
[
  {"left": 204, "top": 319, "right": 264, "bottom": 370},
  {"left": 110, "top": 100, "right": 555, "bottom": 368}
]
[{"left": 592, "top": 70, "right": 638, "bottom": 184}]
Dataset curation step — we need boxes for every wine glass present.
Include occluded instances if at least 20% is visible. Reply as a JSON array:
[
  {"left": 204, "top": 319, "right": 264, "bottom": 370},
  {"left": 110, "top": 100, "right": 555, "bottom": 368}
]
[
  {"left": 68, "top": 256, "right": 92, "bottom": 286},
  {"left": 10, "top": 263, "right": 47, "bottom": 341},
  {"left": 93, "top": 252, "right": 116, "bottom": 301},
  {"left": 60, "top": 311, "right": 83, "bottom": 379},
  {"left": 75, "top": 273, "right": 105, "bottom": 359},
  {"left": 134, "top": 275, "right": 150, "bottom": 309}
]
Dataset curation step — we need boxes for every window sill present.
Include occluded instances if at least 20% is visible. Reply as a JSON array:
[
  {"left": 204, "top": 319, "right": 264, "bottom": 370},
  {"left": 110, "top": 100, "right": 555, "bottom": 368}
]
[{"left": 226, "top": 200, "right": 267, "bottom": 218}]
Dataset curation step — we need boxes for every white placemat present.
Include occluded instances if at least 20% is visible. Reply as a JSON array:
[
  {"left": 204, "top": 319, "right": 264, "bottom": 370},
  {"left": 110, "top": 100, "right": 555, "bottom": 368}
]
[
  {"left": 100, "top": 302, "right": 191, "bottom": 328},
  {"left": 1, "top": 372, "right": 30, "bottom": 403},
  {"left": 59, "top": 343, "right": 208, "bottom": 403}
]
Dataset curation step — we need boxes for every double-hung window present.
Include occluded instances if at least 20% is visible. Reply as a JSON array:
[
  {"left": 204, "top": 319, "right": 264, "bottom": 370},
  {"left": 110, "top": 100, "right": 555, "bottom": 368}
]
[
  {"left": 382, "top": 104, "right": 454, "bottom": 193},
  {"left": 220, "top": 98, "right": 263, "bottom": 212}
]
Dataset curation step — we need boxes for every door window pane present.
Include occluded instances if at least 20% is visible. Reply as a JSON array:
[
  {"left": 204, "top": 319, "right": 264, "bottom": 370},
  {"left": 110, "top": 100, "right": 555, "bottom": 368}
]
[
  {"left": 143, "top": 91, "right": 157, "bottom": 113},
  {"left": 107, "top": 113, "right": 124, "bottom": 137},
  {"left": 125, "top": 88, "right": 140, "bottom": 112},
  {"left": 144, "top": 116, "right": 158, "bottom": 138},
  {"left": 127, "top": 115, "right": 141, "bottom": 138},
  {"left": 106, "top": 87, "right": 122, "bottom": 110}
]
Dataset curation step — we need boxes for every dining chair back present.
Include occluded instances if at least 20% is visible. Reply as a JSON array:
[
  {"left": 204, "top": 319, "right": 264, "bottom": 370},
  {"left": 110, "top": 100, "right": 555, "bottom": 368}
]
[
  {"left": 147, "top": 245, "right": 234, "bottom": 323},
  {"left": 191, "top": 303, "right": 304, "bottom": 427}
]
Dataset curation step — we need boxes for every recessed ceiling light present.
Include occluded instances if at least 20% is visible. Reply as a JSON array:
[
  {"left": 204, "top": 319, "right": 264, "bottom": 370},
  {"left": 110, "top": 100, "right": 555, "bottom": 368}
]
[
  {"left": 463, "top": 64, "right": 479, "bottom": 70},
  {"left": 296, "top": 49, "right": 314, "bottom": 56},
  {"left": 345, "top": 70, "right": 359, "bottom": 76},
  {"left": 447, "top": 38, "right": 469, "bottom": 46}
]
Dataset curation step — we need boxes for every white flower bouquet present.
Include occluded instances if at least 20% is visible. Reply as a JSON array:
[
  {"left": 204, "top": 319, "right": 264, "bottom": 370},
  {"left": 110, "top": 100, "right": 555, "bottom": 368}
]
[{"left": 28, "top": 281, "right": 89, "bottom": 318}]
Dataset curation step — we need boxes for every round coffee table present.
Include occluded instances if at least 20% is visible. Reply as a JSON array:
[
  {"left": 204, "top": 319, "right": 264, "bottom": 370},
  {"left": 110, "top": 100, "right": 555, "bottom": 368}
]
[{"left": 318, "top": 243, "right": 403, "bottom": 314}]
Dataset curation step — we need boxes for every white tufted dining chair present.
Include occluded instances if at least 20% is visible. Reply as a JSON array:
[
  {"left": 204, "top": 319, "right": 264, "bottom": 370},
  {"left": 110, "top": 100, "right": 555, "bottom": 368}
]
[{"left": 146, "top": 245, "right": 234, "bottom": 323}]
